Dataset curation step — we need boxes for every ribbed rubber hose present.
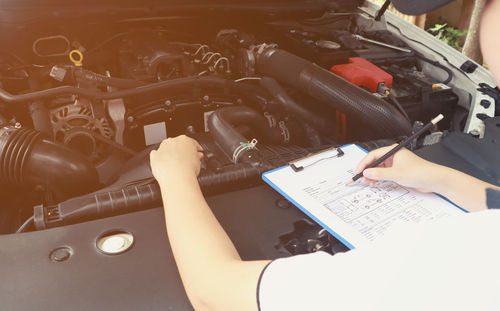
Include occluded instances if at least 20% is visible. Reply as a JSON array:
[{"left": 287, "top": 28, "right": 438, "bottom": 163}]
[
  {"left": 0, "top": 126, "right": 99, "bottom": 200},
  {"left": 33, "top": 163, "right": 265, "bottom": 229},
  {"left": 255, "top": 48, "right": 412, "bottom": 140},
  {"left": 207, "top": 106, "right": 284, "bottom": 163},
  {"left": 32, "top": 136, "right": 395, "bottom": 230},
  {"left": 259, "top": 77, "right": 335, "bottom": 135}
]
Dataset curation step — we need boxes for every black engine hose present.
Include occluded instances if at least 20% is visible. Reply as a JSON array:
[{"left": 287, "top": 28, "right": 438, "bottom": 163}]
[
  {"left": 207, "top": 106, "right": 285, "bottom": 163},
  {"left": 259, "top": 77, "right": 335, "bottom": 135},
  {"left": 0, "top": 76, "right": 261, "bottom": 104},
  {"left": 198, "top": 162, "right": 266, "bottom": 191},
  {"left": 255, "top": 48, "right": 412, "bottom": 140},
  {"left": 387, "top": 92, "right": 410, "bottom": 121},
  {"left": 31, "top": 134, "right": 396, "bottom": 230},
  {"left": 0, "top": 126, "right": 99, "bottom": 201},
  {"left": 28, "top": 78, "right": 53, "bottom": 139},
  {"left": 28, "top": 102, "right": 52, "bottom": 139},
  {"left": 34, "top": 181, "right": 162, "bottom": 230},
  {"left": 33, "top": 163, "right": 266, "bottom": 229},
  {"left": 73, "top": 69, "right": 146, "bottom": 89}
]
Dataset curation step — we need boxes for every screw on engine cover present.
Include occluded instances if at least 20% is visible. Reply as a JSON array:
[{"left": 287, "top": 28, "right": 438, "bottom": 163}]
[
  {"left": 236, "top": 98, "right": 243, "bottom": 105},
  {"left": 49, "top": 246, "right": 73, "bottom": 262},
  {"left": 165, "top": 100, "right": 172, "bottom": 106},
  {"left": 127, "top": 116, "right": 134, "bottom": 123},
  {"left": 203, "top": 95, "right": 210, "bottom": 102},
  {"left": 14, "top": 122, "right": 22, "bottom": 129}
]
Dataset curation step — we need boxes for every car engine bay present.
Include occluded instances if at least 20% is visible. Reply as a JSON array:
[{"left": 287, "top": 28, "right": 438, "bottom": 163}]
[
  {"left": 1, "top": 0, "right": 500, "bottom": 309},
  {"left": 2, "top": 3, "right": 486, "bottom": 233}
]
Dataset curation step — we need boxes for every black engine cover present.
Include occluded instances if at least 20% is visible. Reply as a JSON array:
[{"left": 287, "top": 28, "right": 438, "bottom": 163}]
[{"left": 0, "top": 185, "right": 314, "bottom": 310}]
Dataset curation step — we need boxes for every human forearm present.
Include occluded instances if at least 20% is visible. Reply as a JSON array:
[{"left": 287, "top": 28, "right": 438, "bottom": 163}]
[
  {"left": 150, "top": 136, "right": 270, "bottom": 311},
  {"left": 431, "top": 165, "right": 500, "bottom": 212},
  {"left": 357, "top": 146, "right": 499, "bottom": 212},
  {"left": 160, "top": 168, "right": 268, "bottom": 310},
  {"left": 162, "top": 169, "right": 240, "bottom": 265},
  {"left": 161, "top": 169, "right": 242, "bottom": 306}
]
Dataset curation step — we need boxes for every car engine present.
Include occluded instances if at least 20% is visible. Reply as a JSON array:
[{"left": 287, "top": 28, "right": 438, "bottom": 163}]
[
  {"left": 2, "top": 1, "right": 500, "bottom": 309},
  {"left": 0, "top": 5, "right": 486, "bottom": 237}
]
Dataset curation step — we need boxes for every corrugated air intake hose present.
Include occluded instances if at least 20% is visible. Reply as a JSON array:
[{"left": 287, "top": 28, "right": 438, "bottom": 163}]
[
  {"left": 0, "top": 126, "right": 99, "bottom": 201},
  {"left": 255, "top": 48, "right": 412, "bottom": 140},
  {"left": 207, "top": 106, "right": 286, "bottom": 164}
]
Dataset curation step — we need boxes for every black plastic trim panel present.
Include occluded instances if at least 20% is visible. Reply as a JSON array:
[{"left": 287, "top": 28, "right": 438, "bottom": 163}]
[{"left": 0, "top": 185, "right": 305, "bottom": 310}]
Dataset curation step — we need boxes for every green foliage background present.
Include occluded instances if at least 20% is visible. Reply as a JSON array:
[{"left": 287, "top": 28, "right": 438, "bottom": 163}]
[{"left": 427, "top": 23, "right": 468, "bottom": 50}]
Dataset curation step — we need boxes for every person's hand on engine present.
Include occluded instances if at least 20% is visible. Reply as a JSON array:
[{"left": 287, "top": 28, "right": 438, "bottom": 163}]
[{"left": 150, "top": 135, "right": 204, "bottom": 186}]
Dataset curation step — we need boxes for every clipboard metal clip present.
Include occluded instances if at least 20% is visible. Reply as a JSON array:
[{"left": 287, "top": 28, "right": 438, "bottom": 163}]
[{"left": 289, "top": 147, "right": 344, "bottom": 172}]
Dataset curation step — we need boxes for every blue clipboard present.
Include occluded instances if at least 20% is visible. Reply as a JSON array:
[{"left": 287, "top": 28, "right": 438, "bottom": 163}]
[
  {"left": 262, "top": 144, "right": 362, "bottom": 249},
  {"left": 262, "top": 144, "right": 466, "bottom": 250}
]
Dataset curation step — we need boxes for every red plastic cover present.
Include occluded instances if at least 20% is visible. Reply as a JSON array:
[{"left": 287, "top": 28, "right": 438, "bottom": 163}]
[{"left": 330, "top": 57, "right": 393, "bottom": 93}]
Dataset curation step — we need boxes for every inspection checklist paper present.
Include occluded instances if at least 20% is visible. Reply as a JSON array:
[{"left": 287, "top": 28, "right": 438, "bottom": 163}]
[{"left": 262, "top": 144, "right": 464, "bottom": 249}]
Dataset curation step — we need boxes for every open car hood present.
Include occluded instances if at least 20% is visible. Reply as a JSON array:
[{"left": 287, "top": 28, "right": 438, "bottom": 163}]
[{"left": 0, "top": 0, "right": 364, "bottom": 15}]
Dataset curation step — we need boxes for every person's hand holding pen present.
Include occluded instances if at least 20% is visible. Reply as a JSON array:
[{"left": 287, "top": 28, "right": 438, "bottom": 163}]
[
  {"left": 355, "top": 145, "right": 500, "bottom": 213},
  {"left": 354, "top": 145, "right": 442, "bottom": 193}
]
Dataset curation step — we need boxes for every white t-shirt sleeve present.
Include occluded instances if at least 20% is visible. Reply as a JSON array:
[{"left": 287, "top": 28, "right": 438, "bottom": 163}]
[
  {"left": 257, "top": 252, "right": 330, "bottom": 310},
  {"left": 257, "top": 251, "right": 366, "bottom": 311},
  {"left": 257, "top": 211, "right": 500, "bottom": 311}
]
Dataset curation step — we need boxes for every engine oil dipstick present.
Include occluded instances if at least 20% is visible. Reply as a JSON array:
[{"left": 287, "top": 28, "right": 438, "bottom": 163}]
[{"left": 69, "top": 49, "right": 84, "bottom": 67}]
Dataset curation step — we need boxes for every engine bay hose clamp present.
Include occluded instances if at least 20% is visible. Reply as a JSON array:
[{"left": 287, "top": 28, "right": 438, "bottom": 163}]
[
  {"left": 278, "top": 121, "right": 290, "bottom": 144},
  {"left": 232, "top": 138, "right": 258, "bottom": 163}
]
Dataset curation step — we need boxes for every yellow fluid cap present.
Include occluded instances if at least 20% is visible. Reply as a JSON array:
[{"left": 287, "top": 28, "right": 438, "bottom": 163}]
[
  {"left": 432, "top": 83, "right": 442, "bottom": 90},
  {"left": 69, "top": 49, "right": 83, "bottom": 67}
]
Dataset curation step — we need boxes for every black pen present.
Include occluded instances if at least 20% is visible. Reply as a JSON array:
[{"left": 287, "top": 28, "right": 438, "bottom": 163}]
[{"left": 346, "top": 114, "right": 444, "bottom": 185}]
